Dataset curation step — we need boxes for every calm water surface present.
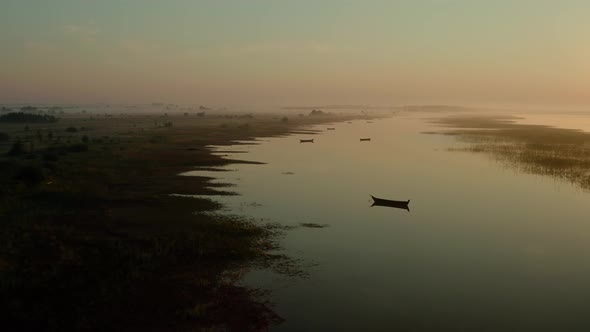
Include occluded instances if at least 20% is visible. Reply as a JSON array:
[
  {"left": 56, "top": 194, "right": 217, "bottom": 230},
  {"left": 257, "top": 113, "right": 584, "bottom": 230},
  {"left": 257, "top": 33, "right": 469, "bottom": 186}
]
[
  {"left": 514, "top": 113, "right": 590, "bottom": 132},
  {"left": 187, "top": 115, "right": 590, "bottom": 331}
]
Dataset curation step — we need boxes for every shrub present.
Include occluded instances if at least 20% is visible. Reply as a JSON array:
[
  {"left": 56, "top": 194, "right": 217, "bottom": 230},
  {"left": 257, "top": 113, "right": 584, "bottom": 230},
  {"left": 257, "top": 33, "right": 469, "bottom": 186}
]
[
  {"left": 281, "top": 116, "right": 289, "bottom": 123},
  {"left": 14, "top": 164, "right": 45, "bottom": 185},
  {"left": 0, "top": 132, "right": 10, "bottom": 141},
  {"left": 149, "top": 136, "right": 165, "bottom": 144},
  {"left": 67, "top": 144, "right": 88, "bottom": 152},
  {"left": 43, "top": 153, "right": 60, "bottom": 162},
  {"left": 65, "top": 127, "right": 78, "bottom": 133},
  {"left": 8, "top": 140, "right": 26, "bottom": 156}
]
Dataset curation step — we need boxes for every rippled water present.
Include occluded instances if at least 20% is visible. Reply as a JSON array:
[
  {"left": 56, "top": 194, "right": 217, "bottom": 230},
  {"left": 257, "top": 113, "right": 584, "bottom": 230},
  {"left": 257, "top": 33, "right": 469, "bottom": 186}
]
[{"left": 187, "top": 114, "right": 590, "bottom": 332}]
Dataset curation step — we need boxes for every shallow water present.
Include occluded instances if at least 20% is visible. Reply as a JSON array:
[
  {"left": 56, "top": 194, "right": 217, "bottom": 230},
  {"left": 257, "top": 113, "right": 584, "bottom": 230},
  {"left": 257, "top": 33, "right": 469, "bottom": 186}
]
[
  {"left": 514, "top": 113, "right": 590, "bottom": 132},
  {"left": 186, "top": 114, "right": 590, "bottom": 331}
]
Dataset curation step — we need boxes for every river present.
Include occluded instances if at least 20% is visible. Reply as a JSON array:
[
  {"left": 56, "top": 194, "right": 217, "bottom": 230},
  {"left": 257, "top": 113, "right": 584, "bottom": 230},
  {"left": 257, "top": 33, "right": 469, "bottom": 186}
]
[{"left": 187, "top": 113, "right": 590, "bottom": 331}]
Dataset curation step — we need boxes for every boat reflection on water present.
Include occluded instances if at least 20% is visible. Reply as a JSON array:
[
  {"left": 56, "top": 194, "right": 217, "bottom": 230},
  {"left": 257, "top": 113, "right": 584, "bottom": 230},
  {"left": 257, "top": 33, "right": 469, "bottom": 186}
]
[{"left": 370, "top": 195, "right": 410, "bottom": 212}]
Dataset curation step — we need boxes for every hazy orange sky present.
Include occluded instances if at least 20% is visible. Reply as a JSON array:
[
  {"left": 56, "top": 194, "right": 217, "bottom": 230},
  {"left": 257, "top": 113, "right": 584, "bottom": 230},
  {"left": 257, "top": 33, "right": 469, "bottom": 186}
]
[{"left": 1, "top": 1, "right": 589, "bottom": 109}]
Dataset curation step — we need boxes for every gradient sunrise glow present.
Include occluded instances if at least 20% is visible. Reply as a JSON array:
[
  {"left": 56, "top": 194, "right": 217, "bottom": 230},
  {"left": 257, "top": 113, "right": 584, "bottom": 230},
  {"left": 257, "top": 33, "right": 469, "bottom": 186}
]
[{"left": 1, "top": 0, "right": 589, "bottom": 108}]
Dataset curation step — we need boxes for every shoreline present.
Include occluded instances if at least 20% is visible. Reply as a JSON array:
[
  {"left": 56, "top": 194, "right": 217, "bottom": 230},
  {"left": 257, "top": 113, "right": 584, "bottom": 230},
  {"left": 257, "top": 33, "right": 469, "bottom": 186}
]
[{"left": 0, "top": 111, "right": 375, "bottom": 331}]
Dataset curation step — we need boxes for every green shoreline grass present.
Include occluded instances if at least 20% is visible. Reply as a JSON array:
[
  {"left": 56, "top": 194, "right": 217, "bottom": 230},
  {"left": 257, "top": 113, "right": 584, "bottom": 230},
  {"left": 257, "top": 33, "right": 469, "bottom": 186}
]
[
  {"left": 431, "top": 115, "right": 590, "bottom": 190},
  {"left": 0, "top": 112, "right": 368, "bottom": 331}
]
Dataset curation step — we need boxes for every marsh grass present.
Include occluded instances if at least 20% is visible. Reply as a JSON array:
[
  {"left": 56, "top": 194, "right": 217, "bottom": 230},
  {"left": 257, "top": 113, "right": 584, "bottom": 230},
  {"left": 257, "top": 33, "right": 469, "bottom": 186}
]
[
  {"left": 0, "top": 112, "right": 365, "bottom": 331},
  {"left": 434, "top": 116, "right": 590, "bottom": 190}
]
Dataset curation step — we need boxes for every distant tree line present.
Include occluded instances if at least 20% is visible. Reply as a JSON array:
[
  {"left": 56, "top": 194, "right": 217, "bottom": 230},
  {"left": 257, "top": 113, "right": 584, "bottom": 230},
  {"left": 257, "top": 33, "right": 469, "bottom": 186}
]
[
  {"left": 0, "top": 112, "right": 58, "bottom": 123},
  {"left": 20, "top": 106, "right": 38, "bottom": 112},
  {"left": 309, "top": 109, "right": 327, "bottom": 116}
]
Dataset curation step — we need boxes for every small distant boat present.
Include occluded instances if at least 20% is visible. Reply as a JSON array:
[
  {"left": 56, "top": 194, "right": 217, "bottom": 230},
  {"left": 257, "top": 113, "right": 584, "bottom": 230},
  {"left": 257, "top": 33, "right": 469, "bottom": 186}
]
[
  {"left": 360, "top": 138, "right": 371, "bottom": 142},
  {"left": 347, "top": 122, "right": 352, "bottom": 124},
  {"left": 367, "top": 121, "right": 373, "bottom": 124},
  {"left": 371, "top": 195, "right": 410, "bottom": 211},
  {"left": 327, "top": 128, "right": 336, "bottom": 131},
  {"left": 300, "top": 139, "right": 314, "bottom": 143}
]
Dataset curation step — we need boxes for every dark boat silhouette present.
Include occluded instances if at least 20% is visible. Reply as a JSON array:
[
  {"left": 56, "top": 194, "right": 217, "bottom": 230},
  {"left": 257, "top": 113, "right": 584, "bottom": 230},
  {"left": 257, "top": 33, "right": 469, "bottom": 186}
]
[
  {"left": 300, "top": 139, "right": 314, "bottom": 143},
  {"left": 370, "top": 195, "right": 410, "bottom": 211},
  {"left": 360, "top": 138, "right": 371, "bottom": 142},
  {"left": 327, "top": 127, "right": 335, "bottom": 130}
]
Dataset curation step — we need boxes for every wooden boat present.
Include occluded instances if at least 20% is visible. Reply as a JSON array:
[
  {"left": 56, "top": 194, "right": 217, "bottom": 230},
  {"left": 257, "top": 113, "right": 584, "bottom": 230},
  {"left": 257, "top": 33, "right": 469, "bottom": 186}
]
[
  {"left": 360, "top": 138, "right": 371, "bottom": 142},
  {"left": 327, "top": 127, "right": 336, "bottom": 130},
  {"left": 300, "top": 139, "right": 314, "bottom": 143},
  {"left": 371, "top": 195, "right": 410, "bottom": 211}
]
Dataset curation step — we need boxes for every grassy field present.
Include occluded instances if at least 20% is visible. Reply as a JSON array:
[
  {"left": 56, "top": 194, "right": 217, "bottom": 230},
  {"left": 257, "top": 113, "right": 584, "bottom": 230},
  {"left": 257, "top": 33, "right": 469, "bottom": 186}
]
[
  {"left": 431, "top": 115, "right": 590, "bottom": 190},
  {"left": 0, "top": 110, "right": 366, "bottom": 331}
]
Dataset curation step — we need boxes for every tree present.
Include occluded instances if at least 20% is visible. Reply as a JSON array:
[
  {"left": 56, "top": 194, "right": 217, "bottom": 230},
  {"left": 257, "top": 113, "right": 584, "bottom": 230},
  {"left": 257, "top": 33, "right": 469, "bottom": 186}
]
[
  {"left": 20, "top": 106, "right": 37, "bottom": 112},
  {"left": 0, "top": 112, "right": 58, "bottom": 123},
  {"left": 309, "top": 109, "right": 326, "bottom": 116}
]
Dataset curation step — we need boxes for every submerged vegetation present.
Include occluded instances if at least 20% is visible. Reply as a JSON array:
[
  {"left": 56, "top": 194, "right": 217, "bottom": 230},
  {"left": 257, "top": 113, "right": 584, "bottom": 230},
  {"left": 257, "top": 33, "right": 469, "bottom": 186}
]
[{"left": 433, "top": 116, "right": 590, "bottom": 190}]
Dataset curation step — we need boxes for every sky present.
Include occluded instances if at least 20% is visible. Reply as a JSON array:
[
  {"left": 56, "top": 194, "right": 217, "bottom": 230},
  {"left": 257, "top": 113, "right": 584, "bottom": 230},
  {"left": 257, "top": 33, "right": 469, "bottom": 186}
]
[{"left": 1, "top": 0, "right": 589, "bottom": 109}]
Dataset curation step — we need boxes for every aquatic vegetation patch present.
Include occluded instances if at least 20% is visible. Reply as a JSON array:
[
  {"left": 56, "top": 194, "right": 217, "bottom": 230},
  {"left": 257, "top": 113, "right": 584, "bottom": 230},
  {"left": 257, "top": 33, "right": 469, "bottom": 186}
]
[{"left": 436, "top": 116, "right": 590, "bottom": 190}]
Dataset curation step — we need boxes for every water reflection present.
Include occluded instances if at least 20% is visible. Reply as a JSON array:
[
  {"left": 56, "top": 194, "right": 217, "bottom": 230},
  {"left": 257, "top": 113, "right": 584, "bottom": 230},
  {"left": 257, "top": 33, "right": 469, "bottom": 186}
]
[{"left": 188, "top": 115, "right": 590, "bottom": 332}]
